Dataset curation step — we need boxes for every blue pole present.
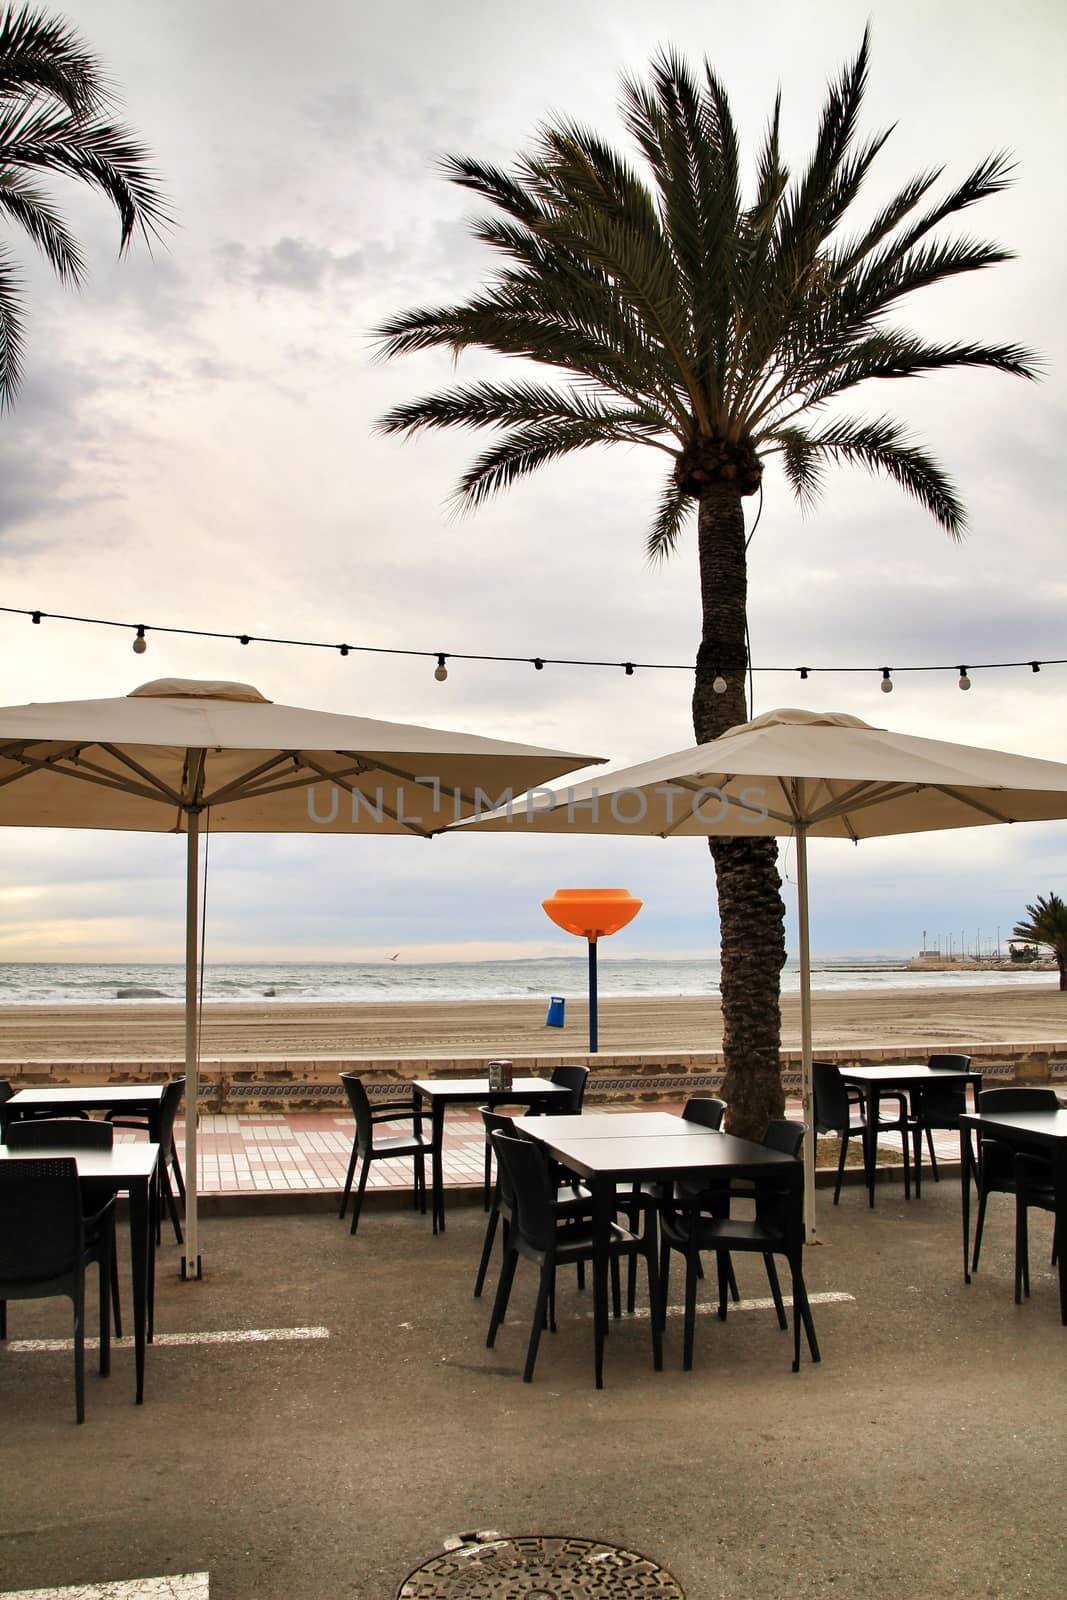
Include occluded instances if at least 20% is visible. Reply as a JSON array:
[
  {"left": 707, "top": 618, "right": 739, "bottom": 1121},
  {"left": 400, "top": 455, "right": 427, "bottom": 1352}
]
[{"left": 588, "top": 938, "right": 598, "bottom": 1053}]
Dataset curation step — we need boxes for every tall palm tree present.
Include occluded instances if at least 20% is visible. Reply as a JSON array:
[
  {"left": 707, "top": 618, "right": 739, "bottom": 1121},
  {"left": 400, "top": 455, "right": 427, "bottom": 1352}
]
[
  {"left": 0, "top": 3, "right": 167, "bottom": 407},
  {"left": 374, "top": 31, "right": 1035, "bottom": 1136},
  {"left": 1013, "top": 893, "right": 1067, "bottom": 991}
]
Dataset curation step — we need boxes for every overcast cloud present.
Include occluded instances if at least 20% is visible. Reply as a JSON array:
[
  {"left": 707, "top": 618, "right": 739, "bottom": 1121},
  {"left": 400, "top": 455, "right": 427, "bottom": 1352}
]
[{"left": 0, "top": 0, "right": 1064, "bottom": 965}]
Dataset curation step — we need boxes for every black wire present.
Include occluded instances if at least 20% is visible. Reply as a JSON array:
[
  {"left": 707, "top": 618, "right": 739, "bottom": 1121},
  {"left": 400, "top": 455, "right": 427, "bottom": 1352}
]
[{"left": 1, "top": 604, "right": 1063, "bottom": 680}]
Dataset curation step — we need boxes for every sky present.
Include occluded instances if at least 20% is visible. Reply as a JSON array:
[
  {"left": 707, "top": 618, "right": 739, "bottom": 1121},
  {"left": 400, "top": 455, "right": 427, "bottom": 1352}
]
[{"left": 0, "top": 0, "right": 1064, "bottom": 967}]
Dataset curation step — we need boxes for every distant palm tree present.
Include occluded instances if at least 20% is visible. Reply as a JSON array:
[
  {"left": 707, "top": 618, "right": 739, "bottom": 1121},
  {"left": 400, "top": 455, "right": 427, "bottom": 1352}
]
[
  {"left": 375, "top": 30, "right": 1035, "bottom": 1135},
  {"left": 1012, "top": 893, "right": 1067, "bottom": 990},
  {"left": 0, "top": 3, "right": 167, "bottom": 407}
]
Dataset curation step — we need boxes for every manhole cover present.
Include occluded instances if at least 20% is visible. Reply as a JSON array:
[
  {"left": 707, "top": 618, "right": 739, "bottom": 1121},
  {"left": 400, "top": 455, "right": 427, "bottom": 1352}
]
[{"left": 398, "top": 1533, "right": 684, "bottom": 1598}]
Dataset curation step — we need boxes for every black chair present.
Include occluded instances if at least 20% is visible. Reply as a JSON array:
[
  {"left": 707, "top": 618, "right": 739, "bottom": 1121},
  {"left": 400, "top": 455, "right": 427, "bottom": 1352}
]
[
  {"left": 916, "top": 1054, "right": 972, "bottom": 1181},
  {"left": 107, "top": 1078, "right": 186, "bottom": 1245},
  {"left": 486, "top": 1129, "right": 662, "bottom": 1383},
  {"left": 625, "top": 1095, "right": 733, "bottom": 1310},
  {"left": 473, "top": 1107, "right": 592, "bottom": 1301},
  {"left": 483, "top": 1065, "right": 591, "bottom": 1207},
  {"left": 813, "top": 1059, "right": 914, "bottom": 1203},
  {"left": 338, "top": 1074, "right": 431, "bottom": 1235},
  {"left": 0, "top": 1157, "right": 116, "bottom": 1422},
  {"left": 971, "top": 1087, "right": 1060, "bottom": 1289},
  {"left": 4, "top": 1117, "right": 124, "bottom": 1337},
  {"left": 659, "top": 1119, "right": 820, "bottom": 1373}
]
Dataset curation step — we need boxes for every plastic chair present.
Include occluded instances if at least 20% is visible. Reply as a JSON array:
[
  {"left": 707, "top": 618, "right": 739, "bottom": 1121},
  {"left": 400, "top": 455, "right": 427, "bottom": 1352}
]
[
  {"left": 486, "top": 1130, "right": 662, "bottom": 1383},
  {"left": 474, "top": 1107, "right": 593, "bottom": 1300},
  {"left": 107, "top": 1078, "right": 186, "bottom": 1244},
  {"left": 4, "top": 1117, "right": 123, "bottom": 1337},
  {"left": 658, "top": 1120, "right": 820, "bottom": 1373},
  {"left": 813, "top": 1059, "right": 914, "bottom": 1203},
  {"left": 338, "top": 1074, "right": 431, "bottom": 1235},
  {"left": 483, "top": 1065, "right": 591, "bottom": 1207},
  {"left": 0, "top": 1157, "right": 116, "bottom": 1423},
  {"left": 971, "top": 1087, "right": 1060, "bottom": 1288},
  {"left": 626, "top": 1095, "right": 734, "bottom": 1310},
  {"left": 916, "top": 1054, "right": 972, "bottom": 1180}
]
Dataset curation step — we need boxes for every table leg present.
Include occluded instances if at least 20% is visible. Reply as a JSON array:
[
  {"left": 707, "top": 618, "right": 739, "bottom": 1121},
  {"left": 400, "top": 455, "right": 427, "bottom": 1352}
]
[
  {"left": 864, "top": 1088, "right": 877, "bottom": 1207},
  {"left": 960, "top": 1127, "right": 973, "bottom": 1283},
  {"left": 912, "top": 1089, "right": 922, "bottom": 1200},
  {"left": 592, "top": 1175, "right": 611, "bottom": 1390},
  {"left": 129, "top": 1173, "right": 149, "bottom": 1404},
  {"left": 431, "top": 1101, "right": 445, "bottom": 1235},
  {"left": 1053, "top": 1148, "right": 1067, "bottom": 1327}
]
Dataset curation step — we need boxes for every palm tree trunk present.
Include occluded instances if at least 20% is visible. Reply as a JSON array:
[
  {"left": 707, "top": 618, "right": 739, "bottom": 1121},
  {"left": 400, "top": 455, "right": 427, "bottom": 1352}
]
[{"left": 693, "top": 484, "right": 786, "bottom": 1139}]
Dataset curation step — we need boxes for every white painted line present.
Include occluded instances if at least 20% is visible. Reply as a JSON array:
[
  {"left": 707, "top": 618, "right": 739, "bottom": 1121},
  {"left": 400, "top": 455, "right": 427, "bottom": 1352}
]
[
  {"left": 572, "top": 1290, "right": 855, "bottom": 1322},
  {"left": 2, "top": 1573, "right": 209, "bottom": 1599},
  {"left": 3, "top": 1326, "right": 329, "bottom": 1354}
]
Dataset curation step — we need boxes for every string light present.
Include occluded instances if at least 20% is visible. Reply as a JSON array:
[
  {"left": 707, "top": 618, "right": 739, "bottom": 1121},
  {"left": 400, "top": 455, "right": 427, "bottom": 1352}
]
[{"left": 3, "top": 605, "right": 1064, "bottom": 694}]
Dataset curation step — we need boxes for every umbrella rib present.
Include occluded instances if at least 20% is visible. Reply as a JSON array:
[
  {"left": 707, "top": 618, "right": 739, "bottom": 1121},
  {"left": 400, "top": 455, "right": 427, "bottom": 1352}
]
[
  {"left": 290, "top": 755, "right": 432, "bottom": 835},
  {"left": 934, "top": 785, "right": 1015, "bottom": 824},
  {"left": 98, "top": 744, "right": 185, "bottom": 806},
  {"left": 0, "top": 748, "right": 173, "bottom": 807},
  {"left": 200, "top": 751, "right": 313, "bottom": 807}
]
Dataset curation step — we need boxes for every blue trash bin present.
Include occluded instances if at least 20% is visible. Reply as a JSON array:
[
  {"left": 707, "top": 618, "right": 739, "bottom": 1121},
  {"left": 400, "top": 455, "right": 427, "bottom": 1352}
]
[{"left": 545, "top": 995, "right": 566, "bottom": 1028}]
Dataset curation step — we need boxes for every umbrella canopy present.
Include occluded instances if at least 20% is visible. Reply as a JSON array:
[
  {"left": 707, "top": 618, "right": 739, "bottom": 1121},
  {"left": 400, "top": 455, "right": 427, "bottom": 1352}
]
[
  {"left": 0, "top": 677, "right": 601, "bottom": 1272},
  {"left": 457, "top": 707, "right": 1067, "bottom": 1238}
]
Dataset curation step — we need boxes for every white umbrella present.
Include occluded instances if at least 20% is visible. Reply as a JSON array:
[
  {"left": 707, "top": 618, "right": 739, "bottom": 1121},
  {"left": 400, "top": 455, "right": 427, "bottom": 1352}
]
[
  {"left": 0, "top": 676, "right": 600, "bottom": 1274},
  {"left": 455, "top": 707, "right": 1067, "bottom": 1239}
]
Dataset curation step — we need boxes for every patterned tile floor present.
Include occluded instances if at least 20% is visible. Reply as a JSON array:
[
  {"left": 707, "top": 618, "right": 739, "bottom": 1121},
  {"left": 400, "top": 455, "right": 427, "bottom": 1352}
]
[{"left": 142, "top": 1102, "right": 963, "bottom": 1197}]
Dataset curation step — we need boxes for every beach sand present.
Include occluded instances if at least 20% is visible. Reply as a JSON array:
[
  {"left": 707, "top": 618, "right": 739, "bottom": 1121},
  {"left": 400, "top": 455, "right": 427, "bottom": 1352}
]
[{"left": 0, "top": 981, "right": 1063, "bottom": 1060}]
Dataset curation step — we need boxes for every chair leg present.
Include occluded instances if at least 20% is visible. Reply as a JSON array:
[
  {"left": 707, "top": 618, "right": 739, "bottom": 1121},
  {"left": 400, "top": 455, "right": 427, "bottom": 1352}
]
[
  {"left": 644, "top": 1243, "right": 663, "bottom": 1371},
  {"left": 790, "top": 1256, "right": 821, "bottom": 1368},
  {"left": 763, "top": 1253, "right": 787, "bottom": 1330},
  {"left": 414, "top": 1151, "right": 427, "bottom": 1215},
  {"left": 98, "top": 1235, "right": 112, "bottom": 1379},
  {"left": 160, "top": 1161, "right": 183, "bottom": 1245},
  {"left": 834, "top": 1130, "right": 849, "bottom": 1205},
  {"left": 901, "top": 1125, "right": 911, "bottom": 1201},
  {"left": 524, "top": 1266, "right": 552, "bottom": 1382},
  {"left": 482, "top": 1135, "right": 492, "bottom": 1211},
  {"left": 1015, "top": 1195, "right": 1030, "bottom": 1304},
  {"left": 348, "top": 1158, "right": 372, "bottom": 1235},
  {"left": 339, "top": 1139, "right": 359, "bottom": 1220},
  {"left": 73, "top": 1283, "right": 86, "bottom": 1425},
  {"left": 109, "top": 1235, "right": 122, "bottom": 1342},
  {"left": 925, "top": 1125, "right": 940, "bottom": 1181},
  {"left": 715, "top": 1250, "right": 730, "bottom": 1321},
  {"left": 683, "top": 1250, "right": 700, "bottom": 1370},
  {"left": 0, "top": 1300, "right": 6, "bottom": 1340},
  {"left": 658, "top": 1236, "right": 671, "bottom": 1329},
  {"left": 473, "top": 1205, "right": 500, "bottom": 1298},
  {"left": 610, "top": 1255, "right": 621, "bottom": 1320},
  {"left": 170, "top": 1147, "right": 186, "bottom": 1200},
  {"left": 972, "top": 1184, "right": 991, "bottom": 1273},
  {"left": 486, "top": 1245, "right": 518, "bottom": 1348}
]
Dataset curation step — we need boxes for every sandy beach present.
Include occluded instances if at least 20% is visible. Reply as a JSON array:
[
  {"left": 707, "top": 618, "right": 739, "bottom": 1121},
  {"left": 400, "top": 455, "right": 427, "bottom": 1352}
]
[{"left": 0, "top": 981, "right": 1063, "bottom": 1060}]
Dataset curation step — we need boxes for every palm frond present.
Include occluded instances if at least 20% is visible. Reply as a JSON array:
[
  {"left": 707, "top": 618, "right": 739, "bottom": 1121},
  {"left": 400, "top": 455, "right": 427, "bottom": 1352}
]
[
  {"left": 376, "top": 378, "right": 673, "bottom": 444},
  {"left": 809, "top": 332, "right": 1038, "bottom": 402},
  {"left": 450, "top": 419, "right": 625, "bottom": 512},
  {"left": 773, "top": 426, "right": 826, "bottom": 512},
  {"left": 775, "top": 26, "right": 871, "bottom": 271},
  {"left": 0, "top": 246, "right": 25, "bottom": 408},
  {"left": 0, "top": 4, "right": 101, "bottom": 114},
  {"left": 646, "top": 470, "right": 693, "bottom": 561},
  {"left": 0, "top": 103, "right": 169, "bottom": 248},
  {"left": 763, "top": 414, "right": 966, "bottom": 534},
  {"left": 0, "top": 167, "right": 82, "bottom": 279}
]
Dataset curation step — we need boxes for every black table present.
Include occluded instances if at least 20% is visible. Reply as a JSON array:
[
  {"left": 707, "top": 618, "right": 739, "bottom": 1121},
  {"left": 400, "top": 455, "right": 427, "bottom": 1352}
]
[
  {"left": 0, "top": 1140, "right": 160, "bottom": 1401},
  {"left": 4, "top": 1084, "right": 168, "bottom": 1143},
  {"left": 413, "top": 1076, "right": 573, "bottom": 1232},
  {"left": 959, "top": 1107, "right": 1067, "bottom": 1324},
  {"left": 841, "top": 1064, "right": 983, "bottom": 1206},
  {"left": 520, "top": 1112, "right": 799, "bottom": 1387}
]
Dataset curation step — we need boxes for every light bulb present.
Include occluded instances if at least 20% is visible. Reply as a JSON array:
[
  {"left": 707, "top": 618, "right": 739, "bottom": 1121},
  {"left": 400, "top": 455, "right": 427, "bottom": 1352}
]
[
  {"left": 712, "top": 674, "right": 728, "bottom": 695},
  {"left": 880, "top": 669, "right": 893, "bottom": 694},
  {"left": 132, "top": 627, "right": 147, "bottom": 655},
  {"left": 958, "top": 668, "right": 971, "bottom": 691},
  {"left": 434, "top": 654, "right": 448, "bottom": 682}
]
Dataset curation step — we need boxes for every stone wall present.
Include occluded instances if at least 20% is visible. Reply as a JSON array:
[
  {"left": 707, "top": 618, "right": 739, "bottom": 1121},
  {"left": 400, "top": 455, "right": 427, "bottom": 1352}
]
[{"left": 4, "top": 1040, "right": 1065, "bottom": 1112}]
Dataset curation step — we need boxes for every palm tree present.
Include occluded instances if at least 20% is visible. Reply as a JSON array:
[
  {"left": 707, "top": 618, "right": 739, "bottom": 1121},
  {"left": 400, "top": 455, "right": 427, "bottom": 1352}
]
[
  {"left": 1012, "top": 893, "right": 1067, "bottom": 991},
  {"left": 374, "top": 31, "right": 1035, "bottom": 1136},
  {"left": 0, "top": 3, "right": 167, "bottom": 407}
]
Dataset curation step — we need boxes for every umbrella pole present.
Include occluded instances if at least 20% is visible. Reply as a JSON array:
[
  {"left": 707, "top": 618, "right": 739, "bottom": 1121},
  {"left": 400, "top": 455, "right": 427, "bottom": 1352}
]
[
  {"left": 588, "top": 937, "right": 598, "bottom": 1053},
  {"left": 796, "top": 825, "right": 818, "bottom": 1244},
  {"left": 182, "top": 814, "right": 202, "bottom": 1280}
]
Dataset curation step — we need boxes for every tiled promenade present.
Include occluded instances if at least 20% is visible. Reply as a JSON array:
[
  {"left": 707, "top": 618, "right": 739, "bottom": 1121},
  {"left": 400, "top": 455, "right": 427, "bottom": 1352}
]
[{"left": 150, "top": 1102, "right": 963, "bottom": 1197}]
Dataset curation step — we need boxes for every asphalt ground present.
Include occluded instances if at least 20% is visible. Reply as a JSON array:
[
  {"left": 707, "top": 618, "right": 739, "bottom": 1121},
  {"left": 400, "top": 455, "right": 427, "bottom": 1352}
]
[{"left": 1, "top": 1180, "right": 1065, "bottom": 1600}]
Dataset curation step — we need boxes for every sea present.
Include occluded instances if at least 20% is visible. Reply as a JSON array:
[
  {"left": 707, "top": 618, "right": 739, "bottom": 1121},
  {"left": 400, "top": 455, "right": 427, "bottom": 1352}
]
[{"left": 0, "top": 957, "right": 1052, "bottom": 1007}]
